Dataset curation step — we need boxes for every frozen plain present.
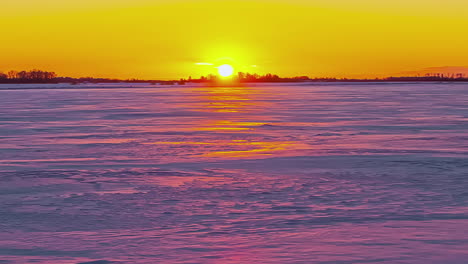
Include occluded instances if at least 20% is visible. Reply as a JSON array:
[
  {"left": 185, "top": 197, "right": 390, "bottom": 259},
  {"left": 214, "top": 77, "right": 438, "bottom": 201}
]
[{"left": 0, "top": 82, "right": 468, "bottom": 263}]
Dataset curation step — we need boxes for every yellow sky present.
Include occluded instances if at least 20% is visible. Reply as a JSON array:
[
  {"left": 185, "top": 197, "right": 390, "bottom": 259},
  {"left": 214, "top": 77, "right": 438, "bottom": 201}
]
[{"left": 1, "top": 0, "right": 468, "bottom": 79}]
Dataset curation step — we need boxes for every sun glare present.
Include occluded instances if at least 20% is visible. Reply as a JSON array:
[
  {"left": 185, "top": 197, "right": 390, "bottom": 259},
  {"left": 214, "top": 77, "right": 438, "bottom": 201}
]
[{"left": 218, "top": 64, "right": 234, "bottom": 77}]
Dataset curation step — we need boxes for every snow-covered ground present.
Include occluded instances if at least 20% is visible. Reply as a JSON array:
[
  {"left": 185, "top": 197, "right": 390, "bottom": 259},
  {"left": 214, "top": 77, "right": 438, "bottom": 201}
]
[{"left": 0, "top": 83, "right": 467, "bottom": 263}]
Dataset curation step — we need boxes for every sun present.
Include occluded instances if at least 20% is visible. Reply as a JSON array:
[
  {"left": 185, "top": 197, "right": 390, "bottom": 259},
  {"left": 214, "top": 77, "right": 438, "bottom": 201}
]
[{"left": 218, "top": 64, "right": 234, "bottom": 77}]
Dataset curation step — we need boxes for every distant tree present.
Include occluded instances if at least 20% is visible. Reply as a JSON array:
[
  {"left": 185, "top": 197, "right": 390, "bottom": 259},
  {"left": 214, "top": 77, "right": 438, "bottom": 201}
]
[
  {"left": 17, "top": 71, "right": 28, "bottom": 79},
  {"left": 207, "top": 74, "right": 217, "bottom": 81},
  {"left": 46, "top": 71, "right": 57, "bottom": 80},
  {"left": 244, "top": 73, "right": 256, "bottom": 81},
  {"left": 7, "top": 70, "right": 18, "bottom": 79},
  {"left": 0, "top": 72, "right": 7, "bottom": 79}
]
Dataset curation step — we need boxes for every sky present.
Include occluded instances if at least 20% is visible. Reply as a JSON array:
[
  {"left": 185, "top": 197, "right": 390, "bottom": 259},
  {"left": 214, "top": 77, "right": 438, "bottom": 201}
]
[{"left": 1, "top": 0, "right": 468, "bottom": 79}]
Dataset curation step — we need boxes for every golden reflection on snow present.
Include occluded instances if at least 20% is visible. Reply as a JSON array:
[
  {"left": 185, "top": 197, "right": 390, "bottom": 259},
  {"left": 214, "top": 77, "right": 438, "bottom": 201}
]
[{"left": 145, "top": 86, "right": 302, "bottom": 158}]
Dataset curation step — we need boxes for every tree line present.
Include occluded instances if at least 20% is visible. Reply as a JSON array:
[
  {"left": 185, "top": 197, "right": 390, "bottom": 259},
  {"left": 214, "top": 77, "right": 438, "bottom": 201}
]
[
  {"left": 188, "top": 72, "right": 311, "bottom": 83},
  {"left": 1, "top": 69, "right": 467, "bottom": 84},
  {"left": 0, "top": 70, "right": 57, "bottom": 83},
  {"left": 0, "top": 69, "right": 183, "bottom": 84}
]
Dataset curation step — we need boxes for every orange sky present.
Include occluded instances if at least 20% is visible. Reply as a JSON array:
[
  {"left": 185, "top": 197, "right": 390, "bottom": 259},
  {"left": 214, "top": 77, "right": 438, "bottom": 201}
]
[{"left": 1, "top": 0, "right": 468, "bottom": 79}]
